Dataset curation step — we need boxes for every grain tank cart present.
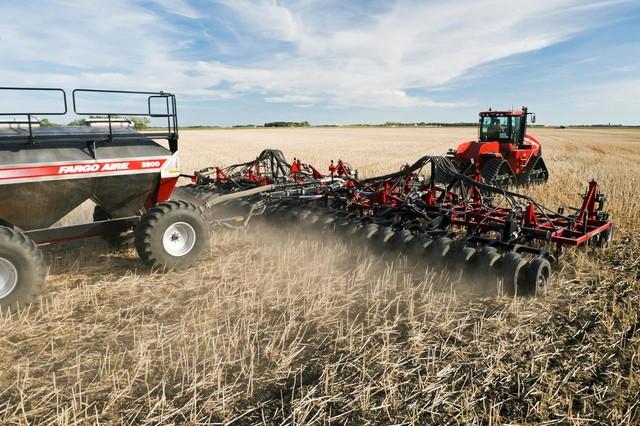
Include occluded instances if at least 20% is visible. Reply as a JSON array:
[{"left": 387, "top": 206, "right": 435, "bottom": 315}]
[{"left": 0, "top": 88, "right": 213, "bottom": 311}]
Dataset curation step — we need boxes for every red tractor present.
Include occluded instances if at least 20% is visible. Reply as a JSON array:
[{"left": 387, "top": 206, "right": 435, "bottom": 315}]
[{"left": 447, "top": 107, "right": 548, "bottom": 187}]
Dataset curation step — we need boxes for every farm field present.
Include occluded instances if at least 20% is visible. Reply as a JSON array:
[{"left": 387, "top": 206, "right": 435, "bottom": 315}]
[{"left": 1, "top": 127, "right": 639, "bottom": 424}]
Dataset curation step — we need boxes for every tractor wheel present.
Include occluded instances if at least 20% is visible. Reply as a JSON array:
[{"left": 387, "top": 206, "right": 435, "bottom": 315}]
[
  {"left": 0, "top": 226, "right": 47, "bottom": 312},
  {"left": 93, "top": 206, "right": 135, "bottom": 250},
  {"left": 135, "top": 200, "right": 210, "bottom": 271},
  {"left": 480, "top": 158, "right": 515, "bottom": 188},
  {"left": 523, "top": 257, "right": 551, "bottom": 297}
]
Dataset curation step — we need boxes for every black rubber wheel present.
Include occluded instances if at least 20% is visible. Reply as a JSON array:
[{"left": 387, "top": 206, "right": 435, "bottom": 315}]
[
  {"left": 469, "top": 247, "right": 501, "bottom": 291},
  {"left": 170, "top": 184, "right": 220, "bottom": 206},
  {"left": 93, "top": 206, "right": 136, "bottom": 250},
  {"left": 498, "top": 252, "right": 527, "bottom": 296},
  {"left": 135, "top": 200, "right": 210, "bottom": 271},
  {"left": 359, "top": 223, "right": 380, "bottom": 241},
  {"left": 523, "top": 257, "right": 551, "bottom": 296},
  {"left": 0, "top": 226, "right": 47, "bottom": 312},
  {"left": 343, "top": 221, "right": 364, "bottom": 239},
  {"left": 426, "top": 236, "right": 452, "bottom": 268},
  {"left": 388, "top": 229, "right": 414, "bottom": 252},
  {"left": 445, "top": 243, "right": 476, "bottom": 272},
  {"left": 404, "top": 233, "right": 433, "bottom": 259},
  {"left": 370, "top": 227, "right": 395, "bottom": 253}
]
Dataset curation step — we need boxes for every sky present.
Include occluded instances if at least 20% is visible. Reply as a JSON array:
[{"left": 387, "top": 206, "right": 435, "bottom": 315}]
[{"left": 1, "top": 0, "right": 639, "bottom": 126}]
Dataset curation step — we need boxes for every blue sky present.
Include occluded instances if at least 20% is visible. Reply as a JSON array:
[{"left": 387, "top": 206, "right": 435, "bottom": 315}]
[{"left": 1, "top": 0, "right": 639, "bottom": 125}]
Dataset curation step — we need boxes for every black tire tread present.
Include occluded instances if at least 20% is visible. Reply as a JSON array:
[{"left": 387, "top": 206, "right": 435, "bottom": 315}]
[
  {"left": 0, "top": 226, "right": 47, "bottom": 311},
  {"left": 135, "top": 200, "right": 208, "bottom": 270}
]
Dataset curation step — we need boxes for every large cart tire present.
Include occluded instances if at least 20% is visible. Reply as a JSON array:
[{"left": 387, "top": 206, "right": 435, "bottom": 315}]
[
  {"left": 93, "top": 206, "right": 134, "bottom": 250},
  {"left": 135, "top": 201, "right": 210, "bottom": 271},
  {"left": 0, "top": 226, "right": 47, "bottom": 312},
  {"left": 170, "top": 184, "right": 220, "bottom": 207}
]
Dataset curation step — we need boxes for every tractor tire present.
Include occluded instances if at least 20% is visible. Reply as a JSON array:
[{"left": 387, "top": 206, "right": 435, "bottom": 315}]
[
  {"left": 480, "top": 158, "right": 515, "bottom": 188},
  {"left": 0, "top": 226, "right": 47, "bottom": 312},
  {"left": 135, "top": 200, "right": 210, "bottom": 271},
  {"left": 93, "top": 206, "right": 135, "bottom": 250}
]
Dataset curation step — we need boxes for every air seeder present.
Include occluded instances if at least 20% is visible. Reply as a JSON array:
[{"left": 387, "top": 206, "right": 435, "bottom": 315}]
[{"left": 0, "top": 88, "right": 213, "bottom": 311}]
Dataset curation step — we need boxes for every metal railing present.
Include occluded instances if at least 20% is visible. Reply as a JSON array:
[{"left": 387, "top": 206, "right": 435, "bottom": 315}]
[{"left": 0, "top": 87, "right": 178, "bottom": 150}]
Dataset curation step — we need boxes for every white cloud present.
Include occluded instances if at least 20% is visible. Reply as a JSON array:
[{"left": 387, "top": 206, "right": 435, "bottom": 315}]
[
  {"left": 0, "top": 0, "right": 631, "bottom": 114},
  {"left": 151, "top": 0, "right": 201, "bottom": 18}
]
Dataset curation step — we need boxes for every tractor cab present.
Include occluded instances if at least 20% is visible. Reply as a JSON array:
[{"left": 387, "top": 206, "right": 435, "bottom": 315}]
[{"left": 478, "top": 107, "right": 533, "bottom": 146}]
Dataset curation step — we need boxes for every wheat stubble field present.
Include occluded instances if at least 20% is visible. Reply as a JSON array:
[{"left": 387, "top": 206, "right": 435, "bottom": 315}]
[{"left": 1, "top": 127, "right": 639, "bottom": 424}]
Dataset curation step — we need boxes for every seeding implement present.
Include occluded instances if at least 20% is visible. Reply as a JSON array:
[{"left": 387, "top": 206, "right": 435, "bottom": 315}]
[
  {"left": 0, "top": 87, "right": 613, "bottom": 310},
  {"left": 180, "top": 151, "right": 613, "bottom": 297},
  {"left": 447, "top": 107, "right": 549, "bottom": 187},
  {"left": 172, "top": 148, "right": 355, "bottom": 208}
]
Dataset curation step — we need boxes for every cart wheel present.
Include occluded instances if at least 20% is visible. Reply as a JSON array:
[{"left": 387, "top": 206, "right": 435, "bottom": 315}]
[
  {"left": 524, "top": 257, "right": 551, "bottom": 297},
  {"left": 135, "top": 201, "right": 209, "bottom": 271},
  {"left": 93, "top": 206, "right": 134, "bottom": 250},
  {"left": 170, "top": 184, "right": 220, "bottom": 207},
  {"left": 0, "top": 226, "right": 47, "bottom": 312},
  {"left": 498, "top": 252, "right": 527, "bottom": 296}
]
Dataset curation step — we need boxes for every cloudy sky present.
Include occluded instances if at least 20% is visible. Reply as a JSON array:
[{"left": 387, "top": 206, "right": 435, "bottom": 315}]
[{"left": 1, "top": 0, "right": 639, "bottom": 125}]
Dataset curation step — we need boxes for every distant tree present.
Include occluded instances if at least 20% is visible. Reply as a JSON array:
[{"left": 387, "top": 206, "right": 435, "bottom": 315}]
[
  {"left": 67, "top": 118, "right": 87, "bottom": 126},
  {"left": 39, "top": 118, "right": 55, "bottom": 127},
  {"left": 129, "top": 116, "right": 150, "bottom": 129},
  {"left": 264, "top": 121, "right": 310, "bottom": 128}
]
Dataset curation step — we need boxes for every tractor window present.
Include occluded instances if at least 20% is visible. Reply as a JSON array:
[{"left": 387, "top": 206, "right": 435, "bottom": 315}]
[
  {"left": 480, "top": 116, "right": 510, "bottom": 142},
  {"left": 510, "top": 116, "right": 521, "bottom": 144}
]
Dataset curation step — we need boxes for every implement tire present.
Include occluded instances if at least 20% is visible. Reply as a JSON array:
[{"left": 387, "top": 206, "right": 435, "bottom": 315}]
[
  {"left": 135, "top": 201, "right": 210, "bottom": 271},
  {"left": 0, "top": 226, "right": 47, "bottom": 313},
  {"left": 93, "top": 206, "right": 134, "bottom": 250}
]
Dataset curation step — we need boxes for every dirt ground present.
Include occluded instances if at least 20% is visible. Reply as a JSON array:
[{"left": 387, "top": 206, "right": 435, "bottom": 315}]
[{"left": 1, "top": 127, "right": 639, "bottom": 424}]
